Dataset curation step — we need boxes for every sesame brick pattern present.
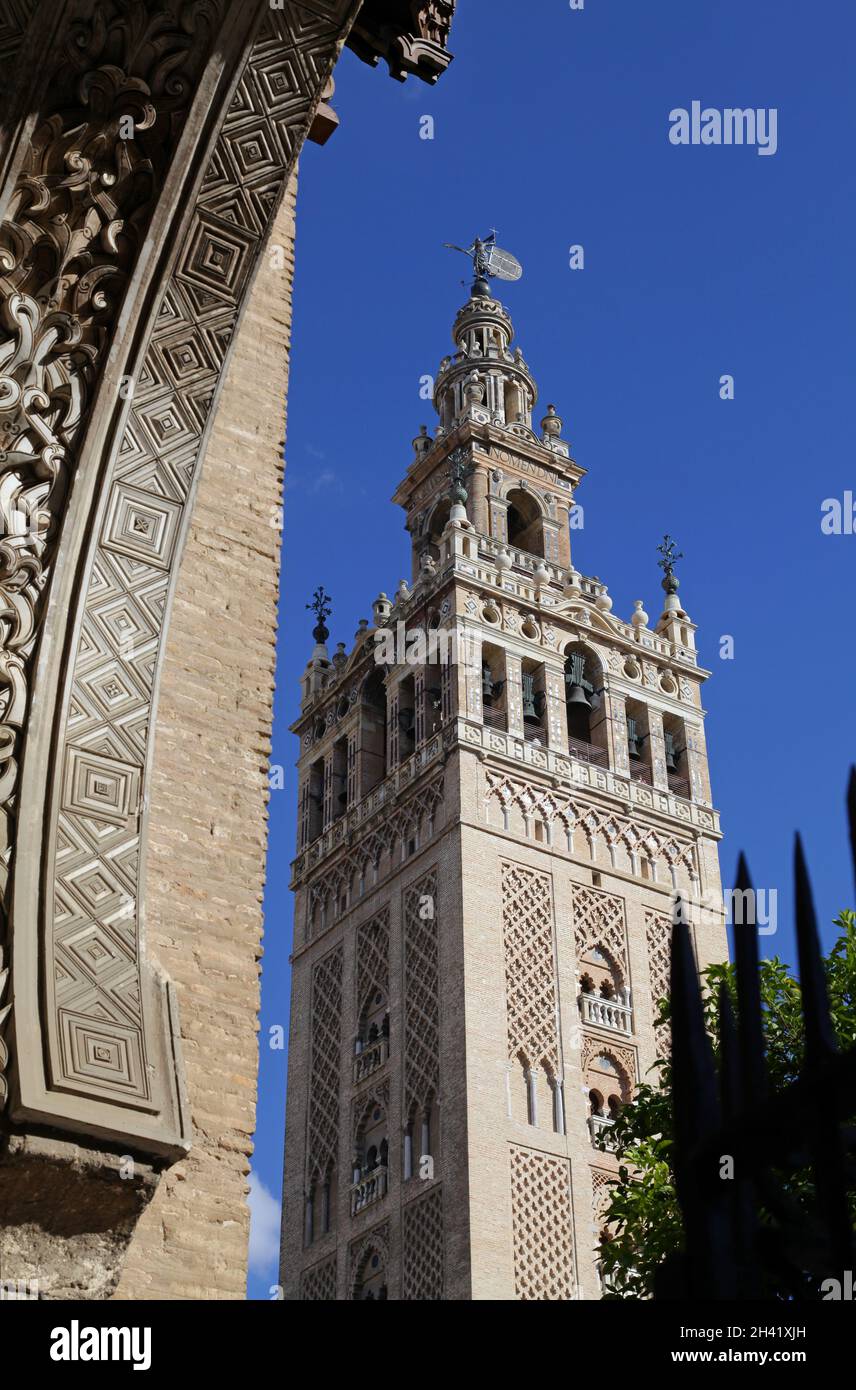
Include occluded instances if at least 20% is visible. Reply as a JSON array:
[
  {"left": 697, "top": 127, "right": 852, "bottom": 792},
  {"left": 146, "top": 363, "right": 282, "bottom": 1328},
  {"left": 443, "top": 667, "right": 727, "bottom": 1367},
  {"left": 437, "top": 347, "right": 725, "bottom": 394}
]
[
  {"left": 402, "top": 1186, "right": 445, "bottom": 1300},
  {"left": 501, "top": 862, "right": 560, "bottom": 1074},
  {"left": 403, "top": 870, "right": 440, "bottom": 1116},
  {"left": 645, "top": 908, "right": 673, "bottom": 1060},
  {"left": 300, "top": 1255, "right": 337, "bottom": 1301},
  {"left": 509, "top": 1145, "right": 576, "bottom": 1300}
]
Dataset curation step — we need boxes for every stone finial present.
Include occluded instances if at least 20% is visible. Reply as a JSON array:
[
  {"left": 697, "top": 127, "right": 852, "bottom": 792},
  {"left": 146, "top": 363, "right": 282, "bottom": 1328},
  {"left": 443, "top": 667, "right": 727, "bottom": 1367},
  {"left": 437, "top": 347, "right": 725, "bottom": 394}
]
[
  {"left": 412, "top": 423, "right": 432, "bottom": 457},
  {"left": 541, "top": 403, "right": 562, "bottom": 437},
  {"left": 632, "top": 599, "right": 649, "bottom": 629}
]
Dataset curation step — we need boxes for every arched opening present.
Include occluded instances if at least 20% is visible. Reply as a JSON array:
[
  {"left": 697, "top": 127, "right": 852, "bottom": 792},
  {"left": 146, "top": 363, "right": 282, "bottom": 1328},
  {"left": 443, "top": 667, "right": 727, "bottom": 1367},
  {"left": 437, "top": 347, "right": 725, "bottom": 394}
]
[
  {"left": 520, "top": 657, "right": 546, "bottom": 743},
  {"left": 585, "top": 1052, "right": 631, "bottom": 1149},
  {"left": 352, "top": 1099, "right": 389, "bottom": 1215},
  {"left": 481, "top": 642, "right": 507, "bottom": 731},
  {"left": 396, "top": 673, "right": 416, "bottom": 762},
  {"left": 424, "top": 497, "right": 452, "bottom": 563},
  {"left": 506, "top": 487, "right": 543, "bottom": 556},
  {"left": 625, "top": 697, "right": 652, "bottom": 786},
  {"left": 563, "top": 644, "right": 607, "bottom": 763},
  {"left": 352, "top": 1245, "right": 388, "bottom": 1301},
  {"left": 663, "top": 710, "right": 690, "bottom": 799},
  {"left": 360, "top": 667, "right": 387, "bottom": 796},
  {"left": 354, "top": 984, "right": 389, "bottom": 1081}
]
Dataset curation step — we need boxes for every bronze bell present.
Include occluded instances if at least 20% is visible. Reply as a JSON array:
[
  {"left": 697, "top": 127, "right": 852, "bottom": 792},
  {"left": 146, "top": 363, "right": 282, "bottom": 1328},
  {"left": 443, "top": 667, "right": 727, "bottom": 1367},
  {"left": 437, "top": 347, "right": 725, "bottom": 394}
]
[
  {"left": 521, "top": 672, "right": 539, "bottom": 720},
  {"left": 664, "top": 732, "right": 679, "bottom": 771},
  {"left": 566, "top": 681, "right": 592, "bottom": 710},
  {"left": 481, "top": 663, "right": 494, "bottom": 700}
]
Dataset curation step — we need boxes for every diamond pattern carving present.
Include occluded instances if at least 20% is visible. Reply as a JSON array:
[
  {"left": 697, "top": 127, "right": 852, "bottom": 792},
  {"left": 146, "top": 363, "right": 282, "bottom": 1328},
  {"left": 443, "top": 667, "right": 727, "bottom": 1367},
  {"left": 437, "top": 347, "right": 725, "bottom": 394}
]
[
  {"left": 0, "top": 0, "right": 361, "bottom": 1127},
  {"left": 501, "top": 862, "right": 559, "bottom": 1073},
  {"left": 356, "top": 906, "right": 389, "bottom": 1019},
  {"left": 402, "top": 1186, "right": 444, "bottom": 1300},
  {"left": 645, "top": 908, "right": 672, "bottom": 1060},
  {"left": 300, "top": 1255, "right": 337, "bottom": 1301},
  {"left": 308, "top": 946, "right": 342, "bottom": 1183},
  {"left": 404, "top": 869, "right": 439, "bottom": 1113},
  {"left": 509, "top": 1145, "right": 576, "bottom": 1300}
]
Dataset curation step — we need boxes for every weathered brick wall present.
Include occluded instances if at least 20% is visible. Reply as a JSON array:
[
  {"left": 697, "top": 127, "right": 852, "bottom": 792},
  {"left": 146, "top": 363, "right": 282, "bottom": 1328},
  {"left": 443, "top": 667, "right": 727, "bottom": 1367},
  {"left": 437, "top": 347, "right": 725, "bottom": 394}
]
[{"left": 114, "top": 176, "right": 296, "bottom": 1300}]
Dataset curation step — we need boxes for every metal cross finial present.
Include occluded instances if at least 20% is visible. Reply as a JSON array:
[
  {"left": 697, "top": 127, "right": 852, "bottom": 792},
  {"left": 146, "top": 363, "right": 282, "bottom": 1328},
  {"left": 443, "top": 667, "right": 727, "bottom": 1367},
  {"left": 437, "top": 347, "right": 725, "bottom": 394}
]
[
  {"left": 307, "top": 585, "right": 332, "bottom": 642},
  {"left": 657, "top": 534, "right": 683, "bottom": 578}
]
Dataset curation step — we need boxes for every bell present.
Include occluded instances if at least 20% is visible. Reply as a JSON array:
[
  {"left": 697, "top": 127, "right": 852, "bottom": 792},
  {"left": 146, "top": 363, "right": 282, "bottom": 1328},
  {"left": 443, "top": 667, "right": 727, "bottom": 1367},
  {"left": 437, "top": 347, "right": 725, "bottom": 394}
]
[
  {"left": 627, "top": 717, "right": 643, "bottom": 760},
  {"left": 566, "top": 681, "right": 592, "bottom": 710},
  {"left": 664, "top": 732, "right": 679, "bottom": 771},
  {"left": 481, "top": 664, "right": 494, "bottom": 700},
  {"left": 521, "top": 672, "right": 539, "bottom": 721}
]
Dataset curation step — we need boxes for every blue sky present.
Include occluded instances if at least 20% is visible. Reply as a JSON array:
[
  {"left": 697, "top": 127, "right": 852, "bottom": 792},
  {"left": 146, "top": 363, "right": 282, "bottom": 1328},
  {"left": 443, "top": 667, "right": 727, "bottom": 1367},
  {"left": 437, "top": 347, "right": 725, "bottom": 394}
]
[{"left": 247, "top": 0, "right": 856, "bottom": 1296}]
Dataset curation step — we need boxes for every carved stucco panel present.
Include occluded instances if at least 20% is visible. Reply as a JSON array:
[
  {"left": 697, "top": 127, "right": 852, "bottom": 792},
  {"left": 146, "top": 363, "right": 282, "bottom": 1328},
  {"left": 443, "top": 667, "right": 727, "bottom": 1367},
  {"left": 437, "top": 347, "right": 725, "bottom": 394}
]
[{"left": 4, "top": 0, "right": 361, "bottom": 1154}]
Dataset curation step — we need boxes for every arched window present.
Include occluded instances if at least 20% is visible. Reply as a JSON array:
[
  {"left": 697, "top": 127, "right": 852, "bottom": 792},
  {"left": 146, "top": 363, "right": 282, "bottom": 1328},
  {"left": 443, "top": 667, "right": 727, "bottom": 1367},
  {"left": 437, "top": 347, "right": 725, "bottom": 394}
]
[
  {"left": 360, "top": 668, "right": 387, "bottom": 796},
  {"left": 506, "top": 487, "right": 543, "bottom": 556},
  {"left": 352, "top": 1246, "right": 388, "bottom": 1301}
]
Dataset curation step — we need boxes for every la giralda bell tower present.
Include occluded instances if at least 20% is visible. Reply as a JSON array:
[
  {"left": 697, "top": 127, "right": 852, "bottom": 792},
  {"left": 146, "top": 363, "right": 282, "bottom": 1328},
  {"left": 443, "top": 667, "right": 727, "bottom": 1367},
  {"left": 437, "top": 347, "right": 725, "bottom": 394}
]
[{"left": 279, "top": 241, "right": 727, "bottom": 1301}]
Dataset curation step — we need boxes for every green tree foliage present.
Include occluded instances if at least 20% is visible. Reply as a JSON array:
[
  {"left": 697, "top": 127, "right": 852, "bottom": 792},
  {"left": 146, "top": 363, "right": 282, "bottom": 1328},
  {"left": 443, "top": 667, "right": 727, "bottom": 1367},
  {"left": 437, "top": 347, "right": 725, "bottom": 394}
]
[{"left": 597, "top": 910, "right": 856, "bottom": 1299}]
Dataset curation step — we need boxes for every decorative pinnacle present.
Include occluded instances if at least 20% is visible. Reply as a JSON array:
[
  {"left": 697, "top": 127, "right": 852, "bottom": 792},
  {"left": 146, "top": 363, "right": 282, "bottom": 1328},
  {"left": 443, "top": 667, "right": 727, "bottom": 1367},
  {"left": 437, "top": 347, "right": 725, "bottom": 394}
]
[
  {"left": 447, "top": 446, "right": 469, "bottom": 505},
  {"left": 307, "top": 585, "right": 332, "bottom": 643},
  {"left": 657, "top": 534, "right": 683, "bottom": 592}
]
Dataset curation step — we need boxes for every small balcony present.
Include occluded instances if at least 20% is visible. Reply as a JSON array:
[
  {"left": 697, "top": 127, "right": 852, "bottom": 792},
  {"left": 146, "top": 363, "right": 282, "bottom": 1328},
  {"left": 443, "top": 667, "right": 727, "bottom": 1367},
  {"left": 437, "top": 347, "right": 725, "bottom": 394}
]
[
  {"left": 350, "top": 1165, "right": 388, "bottom": 1216},
  {"left": 580, "top": 992, "right": 633, "bottom": 1036},
  {"left": 588, "top": 1114, "right": 617, "bottom": 1150},
  {"left": 353, "top": 1036, "right": 389, "bottom": 1083}
]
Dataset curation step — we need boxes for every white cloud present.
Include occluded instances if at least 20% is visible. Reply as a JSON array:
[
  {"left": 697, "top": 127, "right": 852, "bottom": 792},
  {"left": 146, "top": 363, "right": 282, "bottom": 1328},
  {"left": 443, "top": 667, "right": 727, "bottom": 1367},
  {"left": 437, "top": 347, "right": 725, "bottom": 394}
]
[{"left": 247, "top": 1170, "right": 281, "bottom": 1277}]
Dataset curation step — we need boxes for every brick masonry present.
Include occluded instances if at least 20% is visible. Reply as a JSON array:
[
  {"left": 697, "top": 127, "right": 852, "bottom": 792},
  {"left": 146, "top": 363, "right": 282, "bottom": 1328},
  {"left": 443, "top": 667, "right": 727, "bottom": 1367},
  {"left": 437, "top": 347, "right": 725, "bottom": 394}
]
[{"left": 114, "top": 177, "right": 296, "bottom": 1300}]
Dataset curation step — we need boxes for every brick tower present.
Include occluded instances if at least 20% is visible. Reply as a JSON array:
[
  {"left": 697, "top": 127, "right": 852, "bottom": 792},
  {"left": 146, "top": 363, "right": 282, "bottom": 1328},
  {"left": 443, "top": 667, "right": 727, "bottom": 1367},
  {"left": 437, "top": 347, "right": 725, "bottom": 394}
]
[{"left": 279, "top": 242, "right": 727, "bottom": 1300}]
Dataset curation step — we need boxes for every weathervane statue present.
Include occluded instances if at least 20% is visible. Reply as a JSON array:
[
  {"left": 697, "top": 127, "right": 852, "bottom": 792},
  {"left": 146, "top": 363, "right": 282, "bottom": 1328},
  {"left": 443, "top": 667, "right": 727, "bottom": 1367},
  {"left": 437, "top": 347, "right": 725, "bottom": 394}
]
[{"left": 444, "top": 230, "right": 523, "bottom": 291}]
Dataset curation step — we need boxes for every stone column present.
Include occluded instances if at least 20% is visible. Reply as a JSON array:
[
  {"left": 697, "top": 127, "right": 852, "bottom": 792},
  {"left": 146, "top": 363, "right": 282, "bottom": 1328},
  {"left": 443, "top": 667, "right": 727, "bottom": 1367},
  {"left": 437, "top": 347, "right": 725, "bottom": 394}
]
[{"left": 544, "top": 664, "right": 569, "bottom": 753}]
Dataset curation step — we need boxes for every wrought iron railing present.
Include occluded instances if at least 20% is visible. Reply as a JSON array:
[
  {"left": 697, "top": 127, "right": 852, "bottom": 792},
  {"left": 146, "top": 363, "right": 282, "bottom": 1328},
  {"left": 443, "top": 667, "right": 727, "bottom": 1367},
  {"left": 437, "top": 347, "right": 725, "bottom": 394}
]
[{"left": 659, "top": 768, "right": 856, "bottom": 1299}]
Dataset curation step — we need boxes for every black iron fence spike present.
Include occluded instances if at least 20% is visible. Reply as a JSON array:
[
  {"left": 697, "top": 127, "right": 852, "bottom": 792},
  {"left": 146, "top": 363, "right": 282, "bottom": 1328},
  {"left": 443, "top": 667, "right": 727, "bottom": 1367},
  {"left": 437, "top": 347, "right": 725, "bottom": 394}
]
[
  {"left": 733, "top": 852, "right": 768, "bottom": 1106},
  {"left": 718, "top": 981, "right": 740, "bottom": 1119},
  {"left": 793, "top": 833, "right": 837, "bottom": 1062}
]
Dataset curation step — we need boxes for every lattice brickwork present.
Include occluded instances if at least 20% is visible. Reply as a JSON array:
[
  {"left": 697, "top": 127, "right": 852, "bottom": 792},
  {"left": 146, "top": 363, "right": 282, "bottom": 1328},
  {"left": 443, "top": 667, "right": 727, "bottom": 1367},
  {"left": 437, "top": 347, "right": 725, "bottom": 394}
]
[
  {"left": 404, "top": 869, "right": 440, "bottom": 1113},
  {"left": 509, "top": 1145, "right": 576, "bottom": 1300},
  {"left": 300, "top": 1256, "right": 337, "bottom": 1301},
  {"left": 308, "top": 946, "right": 342, "bottom": 1182},
  {"left": 645, "top": 908, "right": 672, "bottom": 1060},
  {"left": 356, "top": 906, "right": 389, "bottom": 1015},
  {"left": 591, "top": 1167, "right": 616, "bottom": 1226},
  {"left": 501, "top": 862, "right": 559, "bottom": 1072},
  {"left": 402, "top": 1186, "right": 445, "bottom": 1299},
  {"left": 572, "top": 884, "right": 628, "bottom": 981}
]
